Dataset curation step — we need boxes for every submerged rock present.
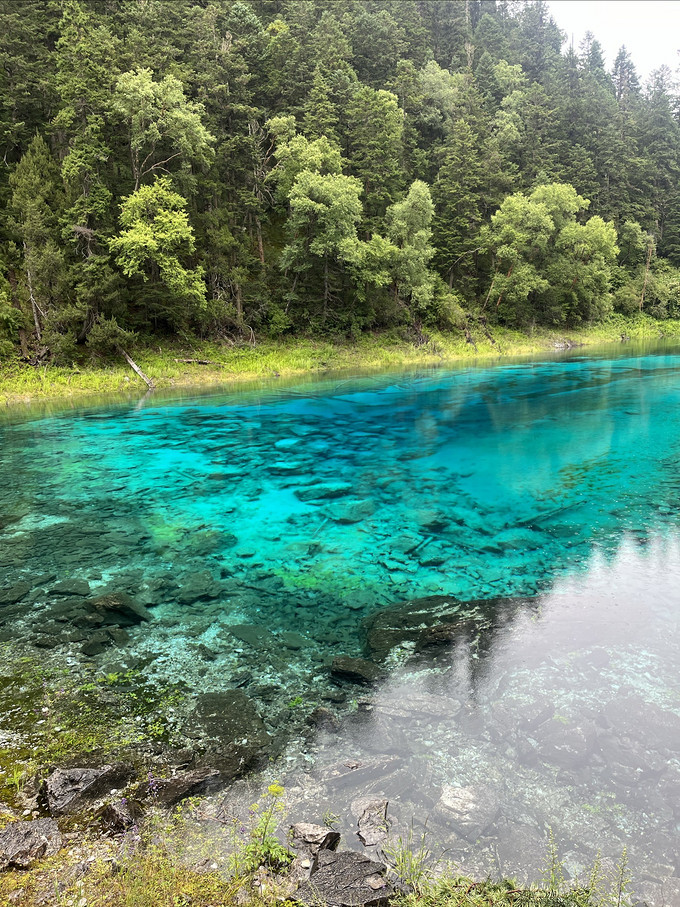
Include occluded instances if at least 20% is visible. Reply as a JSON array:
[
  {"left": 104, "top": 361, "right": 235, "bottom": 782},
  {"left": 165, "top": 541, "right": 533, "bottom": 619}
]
[
  {"left": 194, "top": 690, "right": 270, "bottom": 779},
  {"left": 354, "top": 798, "right": 389, "bottom": 846},
  {"left": 290, "top": 822, "right": 341, "bottom": 857},
  {"left": 434, "top": 784, "right": 501, "bottom": 841},
  {"left": 50, "top": 579, "right": 91, "bottom": 597},
  {"left": 363, "top": 594, "right": 527, "bottom": 660},
  {"left": 0, "top": 818, "right": 62, "bottom": 870},
  {"left": 139, "top": 767, "right": 222, "bottom": 806},
  {"left": 88, "top": 592, "right": 151, "bottom": 626},
  {"left": 0, "top": 581, "right": 32, "bottom": 606},
  {"left": 296, "top": 850, "right": 394, "bottom": 907},
  {"left": 331, "top": 657, "right": 382, "bottom": 685}
]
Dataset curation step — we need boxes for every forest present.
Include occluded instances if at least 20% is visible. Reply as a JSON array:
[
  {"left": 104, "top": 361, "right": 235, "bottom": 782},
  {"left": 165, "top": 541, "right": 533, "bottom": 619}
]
[{"left": 1, "top": 0, "right": 679, "bottom": 364}]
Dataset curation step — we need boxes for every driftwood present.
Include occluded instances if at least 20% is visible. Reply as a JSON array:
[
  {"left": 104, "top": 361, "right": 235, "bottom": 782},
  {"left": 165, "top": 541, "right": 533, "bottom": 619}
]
[
  {"left": 118, "top": 347, "right": 155, "bottom": 389},
  {"left": 173, "top": 358, "right": 220, "bottom": 365}
]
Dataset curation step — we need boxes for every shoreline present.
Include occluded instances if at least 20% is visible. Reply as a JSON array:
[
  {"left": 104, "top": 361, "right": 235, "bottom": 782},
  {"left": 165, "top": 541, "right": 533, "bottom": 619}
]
[{"left": 2, "top": 315, "right": 679, "bottom": 409}]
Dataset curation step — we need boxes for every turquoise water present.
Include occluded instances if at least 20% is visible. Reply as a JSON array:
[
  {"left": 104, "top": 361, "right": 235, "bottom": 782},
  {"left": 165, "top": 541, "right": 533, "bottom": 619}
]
[{"left": 2, "top": 344, "right": 680, "bottom": 900}]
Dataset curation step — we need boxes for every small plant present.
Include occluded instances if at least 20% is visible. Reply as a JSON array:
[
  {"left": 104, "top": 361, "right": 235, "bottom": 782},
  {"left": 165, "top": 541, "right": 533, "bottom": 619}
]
[
  {"left": 287, "top": 695, "right": 304, "bottom": 708},
  {"left": 322, "top": 809, "right": 340, "bottom": 829},
  {"left": 381, "top": 821, "right": 433, "bottom": 893},
  {"left": 233, "top": 781, "right": 292, "bottom": 875}
]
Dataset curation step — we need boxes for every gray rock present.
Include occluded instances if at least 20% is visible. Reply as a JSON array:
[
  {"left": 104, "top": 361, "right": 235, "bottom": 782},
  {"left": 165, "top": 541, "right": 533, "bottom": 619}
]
[
  {"left": 40, "top": 765, "right": 130, "bottom": 816},
  {"left": 0, "top": 818, "right": 62, "bottom": 870},
  {"left": 88, "top": 592, "right": 151, "bottom": 626},
  {"left": 229, "top": 624, "right": 275, "bottom": 648},
  {"left": 331, "top": 657, "right": 382, "bottom": 685},
  {"left": 0, "top": 581, "right": 32, "bottom": 606},
  {"left": 98, "top": 798, "right": 142, "bottom": 833},
  {"left": 140, "top": 767, "right": 222, "bottom": 806},
  {"left": 82, "top": 630, "right": 113, "bottom": 656},
  {"left": 194, "top": 690, "right": 270, "bottom": 780},
  {"left": 176, "top": 572, "right": 222, "bottom": 604},
  {"left": 354, "top": 798, "right": 389, "bottom": 846},
  {"left": 434, "top": 784, "right": 501, "bottom": 841},
  {"left": 295, "top": 483, "right": 354, "bottom": 502},
  {"left": 50, "top": 579, "right": 91, "bottom": 597},
  {"left": 290, "top": 822, "right": 341, "bottom": 856},
  {"left": 296, "top": 850, "right": 394, "bottom": 907}
]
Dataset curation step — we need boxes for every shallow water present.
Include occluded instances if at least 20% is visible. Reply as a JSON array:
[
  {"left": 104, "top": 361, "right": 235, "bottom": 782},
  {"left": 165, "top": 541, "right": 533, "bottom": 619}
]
[{"left": 2, "top": 343, "right": 680, "bottom": 901}]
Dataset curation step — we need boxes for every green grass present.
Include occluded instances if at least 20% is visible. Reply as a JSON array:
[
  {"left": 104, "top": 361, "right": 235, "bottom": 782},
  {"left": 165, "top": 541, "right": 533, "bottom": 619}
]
[{"left": 2, "top": 315, "right": 679, "bottom": 407}]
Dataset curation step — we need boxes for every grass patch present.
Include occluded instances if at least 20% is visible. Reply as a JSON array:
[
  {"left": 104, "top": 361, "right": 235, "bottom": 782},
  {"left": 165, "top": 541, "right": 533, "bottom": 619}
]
[{"left": 2, "top": 316, "right": 678, "bottom": 407}]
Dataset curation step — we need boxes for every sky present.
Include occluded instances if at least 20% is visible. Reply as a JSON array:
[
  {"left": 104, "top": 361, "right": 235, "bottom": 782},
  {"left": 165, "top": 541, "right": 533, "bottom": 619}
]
[{"left": 547, "top": 1, "right": 680, "bottom": 83}]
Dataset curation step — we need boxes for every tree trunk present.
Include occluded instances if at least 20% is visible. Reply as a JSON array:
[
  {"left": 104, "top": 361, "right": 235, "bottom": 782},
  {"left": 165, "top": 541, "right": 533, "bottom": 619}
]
[
  {"left": 118, "top": 347, "right": 155, "bottom": 389},
  {"left": 323, "top": 256, "right": 329, "bottom": 320},
  {"left": 640, "top": 241, "right": 653, "bottom": 311},
  {"left": 255, "top": 217, "right": 265, "bottom": 266}
]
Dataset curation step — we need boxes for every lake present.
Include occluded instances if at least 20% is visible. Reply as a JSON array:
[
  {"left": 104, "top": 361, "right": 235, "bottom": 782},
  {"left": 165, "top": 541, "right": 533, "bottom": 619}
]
[{"left": 1, "top": 342, "right": 680, "bottom": 903}]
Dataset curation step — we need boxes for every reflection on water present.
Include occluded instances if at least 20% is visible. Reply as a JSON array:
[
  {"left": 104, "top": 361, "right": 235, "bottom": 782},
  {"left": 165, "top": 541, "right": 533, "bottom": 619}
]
[{"left": 1, "top": 345, "right": 680, "bottom": 902}]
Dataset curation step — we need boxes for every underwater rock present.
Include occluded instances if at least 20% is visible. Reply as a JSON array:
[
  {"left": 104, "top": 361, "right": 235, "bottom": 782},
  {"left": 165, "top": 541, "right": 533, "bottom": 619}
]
[
  {"left": 434, "top": 784, "right": 501, "bottom": 841},
  {"left": 331, "top": 657, "right": 382, "bottom": 685},
  {"left": 194, "top": 690, "right": 271, "bottom": 779},
  {"left": 354, "top": 798, "right": 389, "bottom": 846},
  {"left": 290, "top": 822, "right": 341, "bottom": 857},
  {"left": 307, "top": 707, "right": 340, "bottom": 732},
  {"left": 363, "top": 594, "right": 525, "bottom": 660},
  {"left": 50, "top": 578, "right": 91, "bottom": 596},
  {"left": 280, "top": 631, "right": 308, "bottom": 650},
  {"left": 295, "top": 483, "right": 354, "bottom": 502},
  {"left": 296, "top": 850, "right": 394, "bottom": 907},
  {"left": 0, "top": 580, "right": 32, "bottom": 606},
  {"left": 87, "top": 592, "right": 151, "bottom": 626},
  {"left": 229, "top": 623, "right": 275, "bottom": 648},
  {"left": 0, "top": 818, "right": 62, "bottom": 870},
  {"left": 40, "top": 765, "right": 131, "bottom": 816},
  {"left": 176, "top": 571, "right": 222, "bottom": 604},
  {"left": 535, "top": 722, "right": 597, "bottom": 770},
  {"left": 323, "top": 499, "right": 376, "bottom": 524},
  {"left": 81, "top": 630, "right": 112, "bottom": 656}
]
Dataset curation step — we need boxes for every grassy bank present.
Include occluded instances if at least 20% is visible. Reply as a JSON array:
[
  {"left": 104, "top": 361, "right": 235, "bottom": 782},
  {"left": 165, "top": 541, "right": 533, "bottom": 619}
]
[{"left": 2, "top": 314, "right": 679, "bottom": 407}]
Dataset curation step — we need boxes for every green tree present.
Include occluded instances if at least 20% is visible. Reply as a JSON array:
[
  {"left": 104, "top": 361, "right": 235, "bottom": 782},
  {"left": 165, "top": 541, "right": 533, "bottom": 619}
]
[
  {"left": 281, "top": 169, "right": 363, "bottom": 324},
  {"left": 109, "top": 176, "right": 206, "bottom": 327},
  {"left": 482, "top": 182, "right": 618, "bottom": 326},
  {"left": 386, "top": 179, "right": 436, "bottom": 323},
  {"left": 347, "top": 85, "right": 404, "bottom": 232},
  {"left": 112, "top": 68, "right": 215, "bottom": 191}
]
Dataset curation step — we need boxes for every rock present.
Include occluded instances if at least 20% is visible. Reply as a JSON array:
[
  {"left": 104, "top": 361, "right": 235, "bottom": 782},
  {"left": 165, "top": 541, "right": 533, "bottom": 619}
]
[
  {"left": 50, "top": 579, "right": 91, "bottom": 597},
  {"left": 324, "top": 500, "right": 376, "bottom": 524},
  {"left": 82, "top": 630, "right": 113, "bottom": 656},
  {"left": 0, "top": 819, "right": 62, "bottom": 870},
  {"left": 39, "top": 765, "right": 130, "bottom": 816},
  {"left": 331, "top": 657, "right": 382, "bottom": 685},
  {"left": 176, "top": 572, "right": 222, "bottom": 604},
  {"left": 434, "top": 784, "right": 501, "bottom": 841},
  {"left": 194, "top": 690, "right": 271, "bottom": 780},
  {"left": 0, "top": 581, "right": 32, "bottom": 606},
  {"left": 140, "top": 768, "right": 222, "bottom": 807},
  {"left": 363, "top": 594, "right": 526, "bottom": 660},
  {"left": 229, "top": 624, "right": 275, "bottom": 648},
  {"left": 290, "top": 822, "right": 340, "bottom": 857},
  {"left": 307, "top": 707, "right": 340, "bottom": 732},
  {"left": 354, "top": 798, "right": 389, "bottom": 846},
  {"left": 535, "top": 722, "right": 596, "bottom": 770},
  {"left": 98, "top": 798, "right": 142, "bottom": 833},
  {"left": 296, "top": 850, "right": 394, "bottom": 907},
  {"left": 295, "top": 483, "right": 354, "bottom": 503},
  {"left": 88, "top": 592, "right": 151, "bottom": 626},
  {"left": 280, "top": 631, "right": 308, "bottom": 650}
]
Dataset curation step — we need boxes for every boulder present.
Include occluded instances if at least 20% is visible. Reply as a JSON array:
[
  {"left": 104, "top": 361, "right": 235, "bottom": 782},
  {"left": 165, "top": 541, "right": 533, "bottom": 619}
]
[
  {"left": 295, "top": 483, "right": 354, "bottom": 503},
  {"left": 40, "top": 765, "right": 130, "bottom": 816},
  {"left": 296, "top": 850, "right": 394, "bottom": 907},
  {"left": 98, "top": 798, "right": 142, "bottom": 833},
  {"left": 0, "top": 818, "right": 62, "bottom": 870},
  {"left": 434, "top": 784, "right": 501, "bottom": 841},
  {"left": 229, "top": 624, "right": 275, "bottom": 648},
  {"left": 331, "top": 657, "right": 382, "bottom": 685}
]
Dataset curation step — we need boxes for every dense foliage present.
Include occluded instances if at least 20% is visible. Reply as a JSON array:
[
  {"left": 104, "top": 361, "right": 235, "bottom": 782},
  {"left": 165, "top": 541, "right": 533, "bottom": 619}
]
[{"left": 1, "top": 0, "right": 678, "bottom": 362}]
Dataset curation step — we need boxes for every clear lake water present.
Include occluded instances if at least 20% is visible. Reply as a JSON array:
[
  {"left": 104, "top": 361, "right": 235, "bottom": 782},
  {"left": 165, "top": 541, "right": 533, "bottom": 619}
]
[{"left": 2, "top": 342, "right": 680, "bottom": 902}]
